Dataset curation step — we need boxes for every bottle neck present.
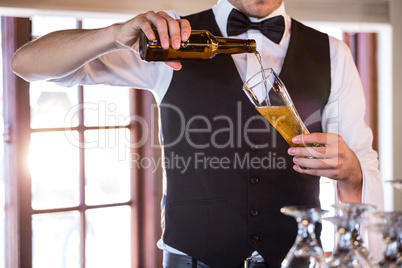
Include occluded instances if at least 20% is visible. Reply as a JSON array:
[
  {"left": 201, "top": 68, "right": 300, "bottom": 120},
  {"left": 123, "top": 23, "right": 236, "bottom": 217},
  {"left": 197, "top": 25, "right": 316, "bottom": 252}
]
[{"left": 215, "top": 37, "right": 256, "bottom": 55}]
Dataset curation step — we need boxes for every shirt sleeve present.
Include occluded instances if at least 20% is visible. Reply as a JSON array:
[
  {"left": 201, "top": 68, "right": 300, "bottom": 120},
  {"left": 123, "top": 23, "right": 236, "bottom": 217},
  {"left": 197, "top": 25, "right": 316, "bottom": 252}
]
[
  {"left": 322, "top": 36, "right": 384, "bottom": 208},
  {"left": 50, "top": 10, "right": 182, "bottom": 104},
  {"left": 323, "top": 36, "right": 384, "bottom": 260},
  {"left": 51, "top": 49, "right": 173, "bottom": 103}
]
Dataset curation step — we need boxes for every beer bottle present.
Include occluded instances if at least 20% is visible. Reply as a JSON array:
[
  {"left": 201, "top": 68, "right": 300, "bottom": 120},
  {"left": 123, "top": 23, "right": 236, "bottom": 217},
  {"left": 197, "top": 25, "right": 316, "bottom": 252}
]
[{"left": 138, "top": 30, "right": 256, "bottom": 61}]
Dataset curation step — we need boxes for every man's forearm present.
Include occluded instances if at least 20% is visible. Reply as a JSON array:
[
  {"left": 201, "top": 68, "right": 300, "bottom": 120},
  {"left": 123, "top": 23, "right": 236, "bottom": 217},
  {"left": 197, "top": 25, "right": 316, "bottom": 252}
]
[
  {"left": 336, "top": 167, "right": 363, "bottom": 203},
  {"left": 11, "top": 24, "right": 124, "bottom": 82},
  {"left": 11, "top": 11, "right": 193, "bottom": 81}
]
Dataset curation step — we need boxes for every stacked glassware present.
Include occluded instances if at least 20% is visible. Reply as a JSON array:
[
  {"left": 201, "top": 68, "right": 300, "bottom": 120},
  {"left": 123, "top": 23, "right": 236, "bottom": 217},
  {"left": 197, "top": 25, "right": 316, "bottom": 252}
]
[
  {"left": 371, "top": 211, "right": 402, "bottom": 267},
  {"left": 325, "top": 203, "right": 379, "bottom": 268},
  {"left": 281, "top": 200, "right": 402, "bottom": 267},
  {"left": 280, "top": 206, "right": 329, "bottom": 268}
]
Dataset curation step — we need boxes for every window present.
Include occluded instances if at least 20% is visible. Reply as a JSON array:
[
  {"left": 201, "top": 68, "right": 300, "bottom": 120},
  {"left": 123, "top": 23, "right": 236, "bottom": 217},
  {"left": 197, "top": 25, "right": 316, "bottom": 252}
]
[
  {"left": 2, "top": 16, "right": 163, "bottom": 268},
  {"left": 29, "top": 18, "right": 133, "bottom": 266}
]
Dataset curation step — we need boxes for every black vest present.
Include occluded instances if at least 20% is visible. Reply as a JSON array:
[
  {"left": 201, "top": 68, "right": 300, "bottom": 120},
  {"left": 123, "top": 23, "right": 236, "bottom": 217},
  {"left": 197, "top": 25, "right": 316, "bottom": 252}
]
[{"left": 159, "top": 9, "right": 331, "bottom": 268}]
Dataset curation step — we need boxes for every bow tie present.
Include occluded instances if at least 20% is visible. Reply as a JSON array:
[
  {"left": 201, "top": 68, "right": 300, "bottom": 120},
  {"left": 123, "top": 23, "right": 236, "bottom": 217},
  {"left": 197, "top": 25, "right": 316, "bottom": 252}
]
[{"left": 226, "top": 9, "right": 285, "bottom": 44}]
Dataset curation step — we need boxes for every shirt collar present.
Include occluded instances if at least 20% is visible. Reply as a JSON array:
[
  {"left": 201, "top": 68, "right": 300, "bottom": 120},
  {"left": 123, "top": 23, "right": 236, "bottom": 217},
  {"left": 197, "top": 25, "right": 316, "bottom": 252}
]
[{"left": 212, "top": 0, "right": 289, "bottom": 37}]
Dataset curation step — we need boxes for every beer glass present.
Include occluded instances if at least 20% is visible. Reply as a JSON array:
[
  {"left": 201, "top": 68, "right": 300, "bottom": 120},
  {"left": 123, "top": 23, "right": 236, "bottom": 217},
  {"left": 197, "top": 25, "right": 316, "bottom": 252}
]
[
  {"left": 325, "top": 203, "right": 378, "bottom": 268},
  {"left": 280, "top": 206, "right": 328, "bottom": 268},
  {"left": 243, "top": 68, "right": 313, "bottom": 147},
  {"left": 371, "top": 212, "right": 402, "bottom": 267}
]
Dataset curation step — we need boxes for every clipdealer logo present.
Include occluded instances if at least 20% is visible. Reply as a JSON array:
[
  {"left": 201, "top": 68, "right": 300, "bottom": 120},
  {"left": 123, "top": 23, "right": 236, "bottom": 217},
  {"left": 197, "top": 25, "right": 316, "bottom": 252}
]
[{"left": 63, "top": 101, "right": 279, "bottom": 153}]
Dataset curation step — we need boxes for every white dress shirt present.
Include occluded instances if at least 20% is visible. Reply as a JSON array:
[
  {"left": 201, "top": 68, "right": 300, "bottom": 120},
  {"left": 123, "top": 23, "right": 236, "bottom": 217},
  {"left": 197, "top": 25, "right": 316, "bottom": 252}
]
[{"left": 53, "top": 0, "right": 384, "bottom": 261}]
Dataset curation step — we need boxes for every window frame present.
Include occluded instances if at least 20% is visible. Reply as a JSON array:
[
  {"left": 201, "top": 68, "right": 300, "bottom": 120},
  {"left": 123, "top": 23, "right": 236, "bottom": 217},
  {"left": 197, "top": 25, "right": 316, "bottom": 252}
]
[{"left": 2, "top": 16, "right": 32, "bottom": 268}]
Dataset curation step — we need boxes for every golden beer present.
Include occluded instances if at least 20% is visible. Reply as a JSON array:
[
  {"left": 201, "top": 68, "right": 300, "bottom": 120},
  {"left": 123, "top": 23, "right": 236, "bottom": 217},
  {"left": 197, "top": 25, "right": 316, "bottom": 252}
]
[{"left": 256, "top": 105, "right": 309, "bottom": 147}]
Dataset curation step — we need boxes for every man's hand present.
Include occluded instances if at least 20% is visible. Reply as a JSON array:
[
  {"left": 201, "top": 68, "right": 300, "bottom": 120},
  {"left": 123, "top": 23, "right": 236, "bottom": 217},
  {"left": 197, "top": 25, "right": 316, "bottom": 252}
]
[
  {"left": 116, "top": 11, "right": 191, "bottom": 70},
  {"left": 287, "top": 133, "right": 363, "bottom": 203}
]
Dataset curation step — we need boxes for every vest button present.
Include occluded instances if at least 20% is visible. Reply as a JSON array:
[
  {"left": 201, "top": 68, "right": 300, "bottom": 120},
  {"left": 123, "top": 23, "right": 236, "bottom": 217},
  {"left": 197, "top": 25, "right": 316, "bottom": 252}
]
[
  {"left": 251, "top": 235, "right": 259, "bottom": 243},
  {"left": 250, "top": 209, "right": 259, "bottom": 216},
  {"left": 250, "top": 177, "right": 259, "bottom": 184}
]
